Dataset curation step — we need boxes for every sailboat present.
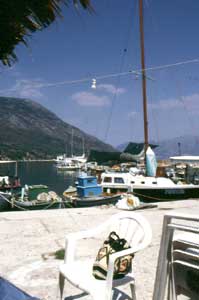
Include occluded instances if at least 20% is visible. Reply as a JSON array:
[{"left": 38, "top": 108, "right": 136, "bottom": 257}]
[
  {"left": 56, "top": 130, "right": 86, "bottom": 171},
  {"left": 101, "top": 0, "right": 199, "bottom": 202}
]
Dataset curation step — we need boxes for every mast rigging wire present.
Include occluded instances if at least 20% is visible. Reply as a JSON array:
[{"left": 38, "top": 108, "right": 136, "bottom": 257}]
[
  {"left": 36, "top": 58, "right": 199, "bottom": 88},
  {"left": 104, "top": 0, "right": 136, "bottom": 142}
]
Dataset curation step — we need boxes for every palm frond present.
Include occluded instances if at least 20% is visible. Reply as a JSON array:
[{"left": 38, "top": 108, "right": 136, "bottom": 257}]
[{"left": 0, "top": 0, "right": 92, "bottom": 66}]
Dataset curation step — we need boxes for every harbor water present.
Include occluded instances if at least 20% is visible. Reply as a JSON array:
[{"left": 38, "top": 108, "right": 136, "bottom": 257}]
[{"left": 0, "top": 161, "right": 78, "bottom": 196}]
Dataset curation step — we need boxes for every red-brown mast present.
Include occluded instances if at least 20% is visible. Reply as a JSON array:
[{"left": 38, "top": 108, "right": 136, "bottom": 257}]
[{"left": 139, "top": 0, "right": 149, "bottom": 154}]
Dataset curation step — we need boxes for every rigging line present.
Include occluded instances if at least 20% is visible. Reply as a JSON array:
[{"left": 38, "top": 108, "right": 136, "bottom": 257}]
[
  {"left": 124, "top": 0, "right": 138, "bottom": 63},
  {"left": 151, "top": 68, "right": 176, "bottom": 143},
  {"left": 148, "top": 87, "right": 160, "bottom": 145},
  {"left": 127, "top": 0, "right": 139, "bottom": 143},
  {"left": 38, "top": 58, "right": 199, "bottom": 88},
  {"left": 174, "top": 72, "right": 199, "bottom": 145},
  {"left": 144, "top": 58, "right": 199, "bottom": 72},
  {"left": 104, "top": 0, "right": 135, "bottom": 142},
  {"left": 103, "top": 64, "right": 122, "bottom": 142}
]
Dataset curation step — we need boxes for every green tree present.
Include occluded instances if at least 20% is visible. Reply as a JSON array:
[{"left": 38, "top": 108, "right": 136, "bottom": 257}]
[{"left": 0, "top": 0, "right": 92, "bottom": 66}]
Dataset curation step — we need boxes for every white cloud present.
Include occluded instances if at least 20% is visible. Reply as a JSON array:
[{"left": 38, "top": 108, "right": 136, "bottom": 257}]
[
  {"left": 149, "top": 98, "right": 181, "bottom": 110},
  {"left": 149, "top": 93, "right": 199, "bottom": 113},
  {"left": 97, "top": 84, "right": 126, "bottom": 95},
  {"left": 128, "top": 111, "right": 138, "bottom": 118},
  {"left": 71, "top": 91, "right": 110, "bottom": 107},
  {"left": 183, "top": 94, "right": 199, "bottom": 113},
  {"left": 0, "top": 79, "right": 44, "bottom": 99}
]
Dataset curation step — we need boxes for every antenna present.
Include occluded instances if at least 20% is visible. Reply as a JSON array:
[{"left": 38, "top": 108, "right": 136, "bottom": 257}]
[
  {"left": 71, "top": 128, "right": 74, "bottom": 157},
  {"left": 178, "top": 142, "right": 181, "bottom": 156}
]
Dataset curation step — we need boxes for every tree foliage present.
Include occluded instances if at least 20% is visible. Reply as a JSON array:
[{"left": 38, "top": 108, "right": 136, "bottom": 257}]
[{"left": 0, "top": 0, "right": 92, "bottom": 66}]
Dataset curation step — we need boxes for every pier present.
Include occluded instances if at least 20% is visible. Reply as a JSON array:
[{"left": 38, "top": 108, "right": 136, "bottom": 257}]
[{"left": 1, "top": 199, "right": 199, "bottom": 299}]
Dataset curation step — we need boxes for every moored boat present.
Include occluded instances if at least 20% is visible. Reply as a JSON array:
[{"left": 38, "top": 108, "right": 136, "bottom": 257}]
[
  {"left": 57, "top": 161, "right": 81, "bottom": 171},
  {"left": 11, "top": 184, "right": 63, "bottom": 211},
  {"left": 0, "top": 192, "right": 12, "bottom": 211},
  {"left": 65, "top": 173, "right": 121, "bottom": 207},
  {"left": 0, "top": 175, "right": 21, "bottom": 192},
  {"left": 73, "top": 194, "right": 121, "bottom": 208},
  {"left": 101, "top": 171, "right": 199, "bottom": 202},
  {"left": 132, "top": 180, "right": 199, "bottom": 202}
]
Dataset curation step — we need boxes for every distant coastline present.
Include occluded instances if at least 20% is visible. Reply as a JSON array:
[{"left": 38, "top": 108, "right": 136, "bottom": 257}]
[{"left": 0, "top": 159, "right": 54, "bottom": 164}]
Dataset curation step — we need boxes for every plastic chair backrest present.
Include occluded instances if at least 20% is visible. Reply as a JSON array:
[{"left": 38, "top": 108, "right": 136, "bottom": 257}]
[{"left": 105, "top": 212, "right": 152, "bottom": 249}]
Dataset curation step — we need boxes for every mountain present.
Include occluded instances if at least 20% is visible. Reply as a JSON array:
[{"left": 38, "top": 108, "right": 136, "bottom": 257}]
[
  {"left": 117, "top": 136, "right": 199, "bottom": 160},
  {"left": 0, "top": 97, "right": 115, "bottom": 160},
  {"left": 116, "top": 142, "right": 129, "bottom": 152},
  {"left": 155, "top": 136, "right": 199, "bottom": 159}
]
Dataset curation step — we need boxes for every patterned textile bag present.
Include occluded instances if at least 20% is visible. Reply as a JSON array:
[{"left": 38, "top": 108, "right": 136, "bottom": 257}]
[{"left": 93, "top": 231, "right": 134, "bottom": 280}]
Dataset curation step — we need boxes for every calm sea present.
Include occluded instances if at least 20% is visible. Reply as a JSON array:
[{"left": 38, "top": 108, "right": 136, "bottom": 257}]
[{"left": 0, "top": 161, "right": 78, "bottom": 196}]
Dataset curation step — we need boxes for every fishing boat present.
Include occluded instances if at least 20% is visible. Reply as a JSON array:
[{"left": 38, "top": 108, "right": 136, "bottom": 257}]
[
  {"left": 11, "top": 184, "right": 63, "bottom": 211},
  {"left": 101, "top": 0, "right": 199, "bottom": 203},
  {"left": 64, "top": 174, "right": 121, "bottom": 207},
  {"left": 0, "top": 175, "right": 21, "bottom": 192},
  {"left": 0, "top": 191, "right": 12, "bottom": 211}
]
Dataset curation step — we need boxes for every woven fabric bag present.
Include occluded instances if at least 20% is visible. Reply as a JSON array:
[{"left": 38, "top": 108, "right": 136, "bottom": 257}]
[{"left": 93, "top": 231, "right": 134, "bottom": 280}]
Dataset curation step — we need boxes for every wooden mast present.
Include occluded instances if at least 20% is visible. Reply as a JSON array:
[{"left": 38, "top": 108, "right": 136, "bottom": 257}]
[{"left": 139, "top": 0, "right": 149, "bottom": 154}]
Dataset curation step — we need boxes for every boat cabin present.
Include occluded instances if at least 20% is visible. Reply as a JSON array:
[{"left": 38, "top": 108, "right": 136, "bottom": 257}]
[
  {"left": 101, "top": 172, "right": 130, "bottom": 194},
  {"left": 77, "top": 175, "right": 102, "bottom": 198},
  {"left": 101, "top": 171, "right": 177, "bottom": 194}
]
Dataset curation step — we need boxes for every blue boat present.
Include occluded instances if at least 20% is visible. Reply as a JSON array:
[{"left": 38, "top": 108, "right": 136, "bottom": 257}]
[{"left": 71, "top": 174, "right": 121, "bottom": 207}]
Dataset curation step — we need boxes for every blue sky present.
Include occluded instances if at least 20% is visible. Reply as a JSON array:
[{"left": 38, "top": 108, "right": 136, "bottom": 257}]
[{"left": 1, "top": 0, "right": 199, "bottom": 147}]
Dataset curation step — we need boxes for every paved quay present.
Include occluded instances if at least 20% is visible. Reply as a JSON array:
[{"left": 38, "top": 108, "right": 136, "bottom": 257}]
[{"left": 1, "top": 199, "right": 199, "bottom": 300}]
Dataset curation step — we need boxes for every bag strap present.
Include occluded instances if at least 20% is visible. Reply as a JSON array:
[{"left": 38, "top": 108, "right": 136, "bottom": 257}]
[
  {"left": 105, "top": 231, "right": 128, "bottom": 251},
  {"left": 108, "top": 231, "right": 120, "bottom": 241}
]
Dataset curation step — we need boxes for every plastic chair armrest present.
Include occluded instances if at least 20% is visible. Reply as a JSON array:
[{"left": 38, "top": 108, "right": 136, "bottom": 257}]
[
  {"left": 64, "top": 223, "right": 109, "bottom": 264},
  {"left": 65, "top": 220, "right": 110, "bottom": 242},
  {"left": 105, "top": 244, "right": 143, "bottom": 298},
  {"left": 108, "top": 245, "right": 144, "bottom": 263}
]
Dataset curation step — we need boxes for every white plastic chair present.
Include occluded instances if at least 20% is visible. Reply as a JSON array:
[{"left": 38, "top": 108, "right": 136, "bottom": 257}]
[
  {"left": 59, "top": 212, "right": 152, "bottom": 300},
  {"left": 153, "top": 213, "right": 199, "bottom": 300},
  {"left": 169, "top": 234, "right": 199, "bottom": 300}
]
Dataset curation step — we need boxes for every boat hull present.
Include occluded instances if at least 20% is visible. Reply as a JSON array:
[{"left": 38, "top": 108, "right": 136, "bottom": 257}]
[
  {"left": 133, "top": 186, "right": 199, "bottom": 202},
  {"left": 0, "top": 193, "right": 11, "bottom": 211},
  {"left": 0, "top": 185, "right": 21, "bottom": 192},
  {"left": 73, "top": 194, "right": 121, "bottom": 208},
  {"left": 11, "top": 200, "right": 63, "bottom": 211}
]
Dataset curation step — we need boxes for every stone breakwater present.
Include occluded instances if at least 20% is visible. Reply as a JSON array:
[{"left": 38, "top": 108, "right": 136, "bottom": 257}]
[{"left": 0, "top": 199, "right": 199, "bottom": 300}]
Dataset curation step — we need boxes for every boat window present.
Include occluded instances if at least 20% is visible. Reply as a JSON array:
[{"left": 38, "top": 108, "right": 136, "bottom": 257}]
[
  {"left": 114, "top": 177, "right": 124, "bottom": 184},
  {"left": 103, "top": 177, "right": 112, "bottom": 183},
  {"left": 152, "top": 181, "right": 157, "bottom": 184},
  {"left": 131, "top": 181, "right": 135, "bottom": 184},
  {"left": 87, "top": 179, "right": 94, "bottom": 184},
  {"left": 141, "top": 181, "right": 145, "bottom": 184}
]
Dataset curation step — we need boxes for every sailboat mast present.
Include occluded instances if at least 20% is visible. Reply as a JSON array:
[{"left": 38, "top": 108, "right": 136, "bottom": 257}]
[
  {"left": 139, "top": 0, "right": 149, "bottom": 153},
  {"left": 71, "top": 128, "right": 74, "bottom": 157}
]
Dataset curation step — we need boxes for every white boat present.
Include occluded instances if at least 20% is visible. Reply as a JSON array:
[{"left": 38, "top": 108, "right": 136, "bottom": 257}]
[
  {"left": 101, "top": 171, "right": 199, "bottom": 202},
  {"left": 55, "top": 154, "right": 67, "bottom": 164},
  {"left": 57, "top": 161, "right": 82, "bottom": 171},
  {"left": 56, "top": 130, "right": 87, "bottom": 170},
  {"left": 72, "top": 153, "right": 87, "bottom": 164}
]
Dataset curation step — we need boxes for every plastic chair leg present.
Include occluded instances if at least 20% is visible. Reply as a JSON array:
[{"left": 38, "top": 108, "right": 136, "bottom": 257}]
[
  {"left": 130, "top": 282, "right": 136, "bottom": 300},
  {"left": 59, "top": 272, "right": 65, "bottom": 300}
]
